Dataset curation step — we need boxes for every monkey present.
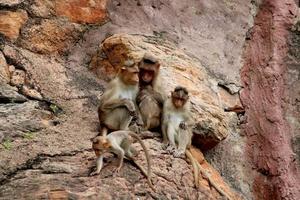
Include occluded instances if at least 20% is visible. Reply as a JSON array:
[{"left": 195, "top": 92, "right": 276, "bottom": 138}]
[
  {"left": 98, "top": 59, "right": 143, "bottom": 135},
  {"left": 161, "top": 86, "right": 202, "bottom": 188},
  {"left": 136, "top": 53, "right": 164, "bottom": 130},
  {"left": 161, "top": 86, "right": 192, "bottom": 156},
  {"left": 136, "top": 85, "right": 163, "bottom": 130},
  {"left": 90, "top": 130, "right": 155, "bottom": 191}
]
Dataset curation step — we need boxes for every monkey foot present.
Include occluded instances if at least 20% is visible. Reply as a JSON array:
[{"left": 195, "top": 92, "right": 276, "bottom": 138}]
[
  {"left": 113, "top": 167, "right": 122, "bottom": 176},
  {"left": 173, "top": 150, "right": 185, "bottom": 158},
  {"left": 166, "top": 145, "right": 176, "bottom": 153},
  {"left": 89, "top": 170, "right": 100, "bottom": 176}
]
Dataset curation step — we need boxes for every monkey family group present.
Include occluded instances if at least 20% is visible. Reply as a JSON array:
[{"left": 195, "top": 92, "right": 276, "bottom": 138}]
[{"left": 91, "top": 53, "right": 199, "bottom": 190}]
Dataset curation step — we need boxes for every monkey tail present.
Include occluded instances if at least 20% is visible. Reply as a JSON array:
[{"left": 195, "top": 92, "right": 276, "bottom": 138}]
[
  {"left": 128, "top": 132, "right": 155, "bottom": 191},
  {"left": 185, "top": 149, "right": 199, "bottom": 188},
  {"left": 188, "top": 149, "right": 233, "bottom": 200}
]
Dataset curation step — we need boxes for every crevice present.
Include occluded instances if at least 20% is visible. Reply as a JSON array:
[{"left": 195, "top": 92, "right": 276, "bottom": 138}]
[
  {"left": 0, "top": 149, "right": 90, "bottom": 186},
  {"left": 0, "top": 96, "right": 27, "bottom": 104}
]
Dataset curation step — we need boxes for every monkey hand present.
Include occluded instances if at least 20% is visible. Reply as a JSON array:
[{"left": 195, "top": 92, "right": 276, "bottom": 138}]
[
  {"left": 179, "top": 122, "right": 187, "bottom": 130},
  {"left": 89, "top": 170, "right": 100, "bottom": 176}
]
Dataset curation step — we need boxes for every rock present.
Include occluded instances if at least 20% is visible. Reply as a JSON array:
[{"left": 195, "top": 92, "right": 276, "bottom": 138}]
[
  {"left": 0, "top": 83, "right": 27, "bottom": 103},
  {"left": 90, "top": 34, "right": 229, "bottom": 149},
  {"left": 19, "top": 19, "right": 83, "bottom": 54},
  {"left": 0, "top": 0, "right": 24, "bottom": 7},
  {"left": 0, "top": 139, "right": 241, "bottom": 200},
  {"left": 41, "top": 161, "right": 73, "bottom": 174},
  {"left": 0, "top": 10, "right": 28, "bottom": 40},
  {"left": 0, "top": 51, "right": 10, "bottom": 83},
  {"left": 54, "top": 0, "right": 108, "bottom": 24},
  {"left": 21, "top": 86, "right": 43, "bottom": 100},
  {"left": 0, "top": 101, "right": 52, "bottom": 139},
  {"left": 10, "top": 69, "right": 25, "bottom": 87},
  {"left": 29, "top": 0, "right": 55, "bottom": 18}
]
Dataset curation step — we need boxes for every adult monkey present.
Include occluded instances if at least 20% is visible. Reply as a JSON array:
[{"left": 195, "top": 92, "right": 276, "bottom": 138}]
[
  {"left": 98, "top": 59, "right": 143, "bottom": 136},
  {"left": 136, "top": 53, "right": 164, "bottom": 130}
]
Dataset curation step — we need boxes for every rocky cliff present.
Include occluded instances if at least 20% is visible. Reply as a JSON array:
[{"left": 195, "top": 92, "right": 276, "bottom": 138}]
[{"left": 0, "top": 0, "right": 299, "bottom": 200}]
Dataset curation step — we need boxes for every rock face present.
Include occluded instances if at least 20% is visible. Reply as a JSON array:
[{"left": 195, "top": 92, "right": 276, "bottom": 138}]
[
  {"left": 0, "top": 10, "right": 28, "bottom": 40},
  {"left": 54, "top": 0, "right": 108, "bottom": 24},
  {"left": 240, "top": 0, "right": 300, "bottom": 199},
  {"left": 0, "top": 0, "right": 299, "bottom": 199}
]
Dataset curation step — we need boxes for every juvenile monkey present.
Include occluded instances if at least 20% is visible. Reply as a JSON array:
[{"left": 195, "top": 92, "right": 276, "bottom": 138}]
[
  {"left": 136, "top": 53, "right": 164, "bottom": 130},
  {"left": 162, "top": 86, "right": 201, "bottom": 187},
  {"left": 98, "top": 60, "right": 142, "bottom": 135},
  {"left": 162, "top": 86, "right": 192, "bottom": 157},
  {"left": 90, "top": 130, "right": 155, "bottom": 190}
]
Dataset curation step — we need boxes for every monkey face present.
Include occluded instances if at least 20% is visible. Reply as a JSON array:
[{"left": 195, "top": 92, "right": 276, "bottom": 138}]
[
  {"left": 140, "top": 69, "right": 155, "bottom": 83},
  {"left": 172, "top": 97, "right": 187, "bottom": 108},
  {"left": 92, "top": 137, "right": 111, "bottom": 156},
  {"left": 121, "top": 66, "right": 139, "bottom": 85},
  {"left": 171, "top": 87, "right": 189, "bottom": 108}
]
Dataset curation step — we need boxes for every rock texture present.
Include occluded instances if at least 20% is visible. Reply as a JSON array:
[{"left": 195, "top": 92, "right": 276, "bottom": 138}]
[
  {"left": 240, "top": 0, "right": 300, "bottom": 199},
  {"left": 0, "top": 10, "right": 28, "bottom": 40}
]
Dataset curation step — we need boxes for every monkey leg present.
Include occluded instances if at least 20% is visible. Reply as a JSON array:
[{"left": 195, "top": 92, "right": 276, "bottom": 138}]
[
  {"left": 104, "top": 108, "right": 133, "bottom": 131},
  {"left": 166, "top": 125, "right": 177, "bottom": 153},
  {"left": 114, "top": 147, "right": 125, "bottom": 174},
  {"left": 174, "top": 129, "right": 190, "bottom": 157}
]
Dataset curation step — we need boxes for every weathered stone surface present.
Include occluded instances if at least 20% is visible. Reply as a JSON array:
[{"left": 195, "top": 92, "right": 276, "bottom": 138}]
[
  {"left": 0, "top": 0, "right": 24, "bottom": 7},
  {"left": 240, "top": 1, "right": 300, "bottom": 199},
  {"left": 10, "top": 69, "right": 25, "bottom": 87},
  {"left": 19, "top": 19, "right": 83, "bottom": 54},
  {"left": 90, "top": 34, "right": 230, "bottom": 149},
  {"left": 0, "top": 51, "right": 10, "bottom": 83},
  {"left": 54, "top": 0, "right": 108, "bottom": 24},
  {"left": 0, "top": 140, "right": 241, "bottom": 200},
  {"left": 21, "top": 85, "right": 43, "bottom": 100},
  {"left": 29, "top": 0, "right": 55, "bottom": 18},
  {"left": 0, "top": 101, "right": 52, "bottom": 139},
  {"left": 0, "top": 10, "right": 28, "bottom": 40},
  {"left": 0, "top": 83, "right": 27, "bottom": 103}
]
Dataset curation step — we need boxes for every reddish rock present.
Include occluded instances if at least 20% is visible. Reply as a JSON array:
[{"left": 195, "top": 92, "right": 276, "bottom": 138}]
[
  {"left": 0, "top": 10, "right": 28, "bottom": 40},
  {"left": 240, "top": 0, "right": 300, "bottom": 199},
  {"left": 19, "top": 19, "right": 82, "bottom": 54},
  {"left": 54, "top": 0, "right": 108, "bottom": 24}
]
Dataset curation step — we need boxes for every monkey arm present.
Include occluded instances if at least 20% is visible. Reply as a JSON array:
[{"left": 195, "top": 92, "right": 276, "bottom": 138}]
[
  {"left": 152, "top": 91, "right": 164, "bottom": 106},
  {"left": 133, "top": 100, "right": 144, "bottom": 126},
  {"left": 101, "top": 98, "right": 135, "bottom": 112},
  {"left": 90, "top": 155, "right": 104, "bottom": 176}
]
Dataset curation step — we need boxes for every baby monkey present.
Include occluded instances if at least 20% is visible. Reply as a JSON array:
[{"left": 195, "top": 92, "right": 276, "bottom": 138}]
[{"left": 90, "top": 130, "right": 155, "bottom": 190}]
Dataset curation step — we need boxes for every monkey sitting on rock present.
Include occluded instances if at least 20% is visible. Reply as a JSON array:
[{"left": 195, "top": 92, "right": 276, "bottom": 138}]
[
  {"left": 136, "top": 53, "right": 164, "bottom": 131},
  {"left": 97, "top": 59, "right": 143, "bottom": 136}
]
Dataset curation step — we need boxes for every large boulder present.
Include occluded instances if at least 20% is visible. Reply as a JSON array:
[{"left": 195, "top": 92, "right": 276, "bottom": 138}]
[{"left": 90, "top": 34, "right": 230, "bottom": 150}]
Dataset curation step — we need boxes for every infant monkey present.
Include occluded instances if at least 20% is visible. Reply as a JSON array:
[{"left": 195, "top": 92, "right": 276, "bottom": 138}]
[{"left": 90, "top": 130, "right": 155, "bottom": 190}]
